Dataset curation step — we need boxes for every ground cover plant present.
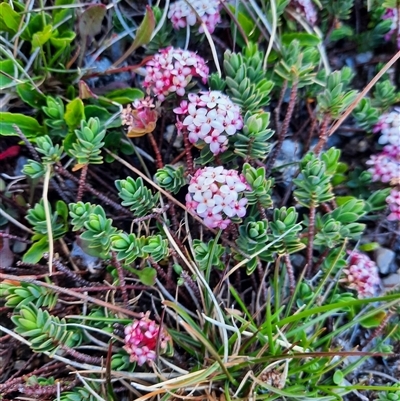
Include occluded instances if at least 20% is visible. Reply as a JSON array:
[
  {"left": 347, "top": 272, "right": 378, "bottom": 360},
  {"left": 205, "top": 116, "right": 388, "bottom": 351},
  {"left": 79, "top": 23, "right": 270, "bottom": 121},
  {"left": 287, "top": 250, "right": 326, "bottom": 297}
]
[{"left": 1, "top": 0, "right": 400, "bottom": 400}]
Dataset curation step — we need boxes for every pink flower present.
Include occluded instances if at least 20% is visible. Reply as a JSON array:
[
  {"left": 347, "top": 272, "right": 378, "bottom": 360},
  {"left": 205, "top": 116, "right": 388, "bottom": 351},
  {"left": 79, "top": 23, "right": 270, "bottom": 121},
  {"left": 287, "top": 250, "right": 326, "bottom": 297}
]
[
  {"left": 123, "top": 312, "right": 170, "bottom": 366},
  {"left": 174, "top": 91, "right": 242, "bottom": 155},
  {"left": 340, "top": 251, "right": 380, "bottom": 299},
  {"left": 290, "top": 0, "right": 317, "bottom": 25},
  {"left": 387, "top": 188, "right": 400, "bottom": 221},
  {"left": 144, "top": 47, "right": 209, "bottom": 101},
  {"left": 186, "top": 167, "right": 249, "bottom": 229},
  {"left": 121, "top": 97, "right": 158, "bottom": 137},
  {"left": 382, "top": 8, "right": 400, "bottom": 48},
  {"left": 168, "top": 0, "right": 222, "bottom": 34}
]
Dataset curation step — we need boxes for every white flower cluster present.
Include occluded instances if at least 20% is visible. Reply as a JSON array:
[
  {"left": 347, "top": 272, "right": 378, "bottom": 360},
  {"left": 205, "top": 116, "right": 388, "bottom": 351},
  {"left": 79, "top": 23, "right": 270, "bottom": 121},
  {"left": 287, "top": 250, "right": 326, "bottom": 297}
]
[
  {"left": 174, "top": 91, "right": 243, "bottom": 155},
  {"left": 367, "top": 110, "right": 400, "bottom": 185},
  {"left": 186, "top": 166, "right": 249, "bottom": 229},
  {"left": 168, "top": 0, "right": 222, "bottom": 33}
]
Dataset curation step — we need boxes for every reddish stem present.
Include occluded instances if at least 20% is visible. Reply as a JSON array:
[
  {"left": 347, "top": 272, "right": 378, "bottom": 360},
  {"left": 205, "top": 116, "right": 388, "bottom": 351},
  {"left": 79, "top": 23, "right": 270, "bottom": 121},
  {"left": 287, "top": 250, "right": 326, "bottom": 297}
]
[
  {"left": 314, "top": 115, "right": 331, "bottom": 155},
  {"left": 266, "top": 81, "right": 298, "bottom": 174},
  {"left": 148, "top": 132, "right": 164, "bottom": 169}
]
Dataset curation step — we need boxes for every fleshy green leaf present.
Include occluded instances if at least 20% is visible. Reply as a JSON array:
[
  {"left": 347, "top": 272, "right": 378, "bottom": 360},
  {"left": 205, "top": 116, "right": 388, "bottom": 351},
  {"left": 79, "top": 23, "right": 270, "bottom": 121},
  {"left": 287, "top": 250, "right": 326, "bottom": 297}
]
[
  {"left": 0, "top": 112, "right": 44, "bottom": 137},
  {"left": 64, "top": 98, "right": 85, "bottom": 130}
]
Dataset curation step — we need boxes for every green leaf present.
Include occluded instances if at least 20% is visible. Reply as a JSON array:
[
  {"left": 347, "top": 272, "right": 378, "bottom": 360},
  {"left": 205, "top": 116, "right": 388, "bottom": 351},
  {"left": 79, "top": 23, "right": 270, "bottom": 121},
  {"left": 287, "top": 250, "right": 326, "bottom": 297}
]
[
  {"left": 84, "top": 105, "right": 121, "bottom": 128},
  {"left": 360, "top": 311, "right": 387, "bottom": 328},
  {"left": 0, "top": 112, "right": 44, "bottom": 138},
  {"left": 105, "top": 88, "right": 144, "bottom": 104},
  {"left": 16, "top": 83, "right": 46, "bottom": 109},
  {"left": 32, "top": 24, "right": 53, "bottom": 49},
  {"left": 78, "top": 4, "right": 107, "bottom": 37},
  {"left": 358, "top": 242, "right": 380, "bottom": 252},
  {"left": 330, "top": 25, "right": 354, "bottom": 42},
  {"left": 64, "top": 98, "right": 85, "bottom": 130},
  {"left": 134, "top": 267, "right": 157, "bottom": 286},
  {"left": 129, "top": 5, "right": 155, "bottom": 53},
  {"left": 0, "top": 2, "right": 21, "bottom": 33},
  {"left": 281, "top": 33, "right": 321, "bottom": 47},
  {"left": 23, "top": 237, "right": 48, "bottom": 264},
  {"left": 333, "top": 370, "right": 344, "bottom": 385},
  {"left": 0, "top": 59, "right": 16, "bottom": 88},
  {"left": 50, "top": 30, "right": 76, "bottom": 48}
]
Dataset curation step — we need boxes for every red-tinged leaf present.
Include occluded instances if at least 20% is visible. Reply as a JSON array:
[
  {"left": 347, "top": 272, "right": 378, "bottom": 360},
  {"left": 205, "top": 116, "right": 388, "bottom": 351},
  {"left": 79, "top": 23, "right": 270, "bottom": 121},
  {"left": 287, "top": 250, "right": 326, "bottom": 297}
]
[
  {"left": 78, "top": 4, "right": 107, "bottom": 37},
  {"left": 0, "top": 145, "right": 20, "bottom": 160},
  {"left": 131, "top": 6, "right": 155, "bottom": 52},
  {"left": 113, "top": 6, "right": 155, "bottom": 67},
  {"left": 79, "top": 80, "right": 98, "bottom": 100}
]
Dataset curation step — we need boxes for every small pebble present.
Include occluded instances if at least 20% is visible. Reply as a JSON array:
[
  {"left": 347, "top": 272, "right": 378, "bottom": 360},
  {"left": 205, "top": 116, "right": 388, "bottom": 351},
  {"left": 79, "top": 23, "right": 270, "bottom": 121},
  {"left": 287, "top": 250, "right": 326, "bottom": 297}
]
[
  {"left": 375, "top": 247, "right": 396, "bottom": 275},
  {"left": 382, "top": 273, "right": 400, "bottom": 289}
]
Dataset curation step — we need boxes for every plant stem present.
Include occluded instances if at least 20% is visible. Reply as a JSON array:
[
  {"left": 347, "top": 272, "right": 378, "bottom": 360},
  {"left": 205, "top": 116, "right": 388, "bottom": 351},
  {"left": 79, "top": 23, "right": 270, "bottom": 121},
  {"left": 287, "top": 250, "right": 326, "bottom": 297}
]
[
  {"left": 55, "top": 164, "right": 132, "bottom": 216},
  {"left": 314, "top": 114, "right": 331, "bottom": 155},
  {"left": 148, "top": 132, "right": 164, "bottom": 169},
  {"left": 274, "top": 80, "right": 288, "bottom": 132},
  {"left": 266, "top": 80, "right": 298, "bottom": 175},
  {"left": 76, "top": 164, "right": 88, "bottom": 202},
  {"left": 111, "top": 251, "right": 129, "bottom": 307},
  {"left": 182, "top": 132, "right": 194, "bottom": 176},
  {"left": 284, "top": 253, "right": 295, "bottom": 296}
]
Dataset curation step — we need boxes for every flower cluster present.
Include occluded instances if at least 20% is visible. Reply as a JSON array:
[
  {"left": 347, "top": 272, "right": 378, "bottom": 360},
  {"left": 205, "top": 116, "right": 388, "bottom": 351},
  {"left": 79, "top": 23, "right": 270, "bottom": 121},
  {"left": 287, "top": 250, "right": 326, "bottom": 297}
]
[
  {"left": 186, "top": 166, "right": 249, "bottom": 229},
  {"left": 387, "top": 188, "right": 400, "bottom": 221},
  {"left": 121, "top": 97, "right": 158, "bottom": 137},
  {"left": 291, "top": 0, "right": 317, "bottom": 25},
  {"left": 168, "top": 0, "right": 222, "bottom": 33},
  {"left": 341, "top": 251, "right": 380, "bottom": 299},
  {"left": 174, "top": 91, "right": 243, "bottom": 155},
  {"left": 367, "top": 109, "right": 400, "bottom": 221},
  {"left": 382, "top": 8, "right": 400, "bottom": 48},
  {"left": 123, "top": 312, "right": 170, "bottom": 366},
  {"left": 367, "top": 111, "right": 400, "bottom": 183},
  {"left": 143, "top": 47, "right": 209, "bottom": 101}
]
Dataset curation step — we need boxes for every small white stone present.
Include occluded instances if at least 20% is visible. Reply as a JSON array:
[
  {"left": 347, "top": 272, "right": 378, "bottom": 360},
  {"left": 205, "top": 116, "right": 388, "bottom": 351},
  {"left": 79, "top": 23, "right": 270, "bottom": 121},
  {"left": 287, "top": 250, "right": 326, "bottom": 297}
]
[{"left": 375, "top": 247, "right": 396, "bottom": 275}]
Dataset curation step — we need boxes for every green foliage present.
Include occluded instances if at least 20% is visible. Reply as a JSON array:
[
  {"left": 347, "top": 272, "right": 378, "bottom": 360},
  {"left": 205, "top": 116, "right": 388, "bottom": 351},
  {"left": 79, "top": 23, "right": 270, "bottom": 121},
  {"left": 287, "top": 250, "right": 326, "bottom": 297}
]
[
  {"left": 274, "top": 40, "right": 320, "bottom": 87},
  {"left": 111, "top": 352, "right": 136, "bottom": 371},
  {"left": 320, "top": 0, "right": 354, "bottom": 21},
  {"left": 42, "top": 96, "right": 68, "bottom": 136},
  {"left": 11, "top": 304, "right": 81, "bottom": 353},
  {"left": 58, "top": 384, "right": 100, "bottom": 401},
  {"left": 116, "top": 177, "right": 160, "bottom": 217},
  {"left": 70, "top": 117, "right": 106, "bottom": 167},
  {"left": 378, "top": 383, "right": 400, "bottom": 401},
  {"left": 314, "top": 199, "right": 366, "bottom": 247},
  {"left": 0, "top": 112, "right": 45, "bottom": 138},
  {"left": 352, "top": 98, "right": 379, "bottom": 131},
  {"left": 193, "top": 239, "right": 225, "bottom": 270},
  {"left": 155, "top": 165, "right": 186, "bottom": 194},
  {"left": 69, "top": 202, "right": 97, "bottom": 231},
  {"left": 212, "top": 43, "right": 274, "bottom": 112},
  {"left": 2, "top": 282, "right": 58, "bottom": 310},
  {"left": 293, "top": 151, "right": 336, "bottom": 208},
  {"left": 80, "top": 205, "right": 119, "bottom": 258},
  {"left": 269, "top": 207, "right": 305, "bottom": 255},
  {"left": 111, "top": 232, "right": 168, "bottom": 264},
  {"left": 316, "top": 68, "right": 358, "bottom": 118},
  {"left": 372, "top": 80, "right": 400, "bottom": 110},
  {"left": 234, "top": 111, "right": 274, "bottom": 161},
  {"left": 236, "top": 219, "right": 271, "bottom": 274},
  {"left": 242, "top": 163, "right": 273, "bottom": 209},
  {"left": 142, "top": 234, "right": 169, "bottom": 262},
  {"left": 23, "top": 135, "right": 63, "bottom": 178},
  {"left": 24, "top": 200, "right": 68, "bottom": 263}
]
